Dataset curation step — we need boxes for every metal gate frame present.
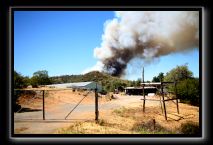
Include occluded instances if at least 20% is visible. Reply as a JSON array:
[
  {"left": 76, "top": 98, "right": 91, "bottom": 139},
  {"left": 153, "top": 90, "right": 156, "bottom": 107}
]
[{"left": 14, "top": 88, "right": 99, "bottom": 121}]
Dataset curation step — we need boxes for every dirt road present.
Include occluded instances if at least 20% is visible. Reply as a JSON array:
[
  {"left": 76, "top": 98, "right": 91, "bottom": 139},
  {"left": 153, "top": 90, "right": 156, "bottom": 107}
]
[
  {"left": 14, "top": 94, "right": 196, "bottom": 134},
  {"left": 14, "top": 94, "right": 150, "bottom": 134}
]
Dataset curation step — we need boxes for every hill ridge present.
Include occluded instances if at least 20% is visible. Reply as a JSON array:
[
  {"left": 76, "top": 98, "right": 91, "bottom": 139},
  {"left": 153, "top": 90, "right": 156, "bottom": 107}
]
[{"left": 50, "top": 71, "right": 132, "bottom": 92}]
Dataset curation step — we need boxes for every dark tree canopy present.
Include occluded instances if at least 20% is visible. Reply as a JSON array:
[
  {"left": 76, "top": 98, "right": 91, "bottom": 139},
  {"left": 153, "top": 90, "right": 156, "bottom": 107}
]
[
  {"left": 152, "top": 72, "right": 164, "bottom": 82},
  {"left": 30, "top": 70, "right": 52, "bottom": 87},
  {"left": 164, "top": 64, "right": 199, "bottom": 106},
  {"left": 14, "top": 70, "right": 29, "bottom": 89},
  {"left": 135, "top": 78, "right": 142, "bottom": 86},
  {"left": 164, "top": 64, "right": 193, "bottom": 82}
]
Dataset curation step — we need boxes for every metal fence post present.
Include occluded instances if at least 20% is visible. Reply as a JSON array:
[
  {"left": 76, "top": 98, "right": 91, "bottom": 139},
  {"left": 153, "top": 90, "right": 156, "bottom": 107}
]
[
  {"left": 95, "top": 84, "right": 99, "bottom": 121},
  {"left": 43, "top": 90, "right": 45, "bottom": 120}
]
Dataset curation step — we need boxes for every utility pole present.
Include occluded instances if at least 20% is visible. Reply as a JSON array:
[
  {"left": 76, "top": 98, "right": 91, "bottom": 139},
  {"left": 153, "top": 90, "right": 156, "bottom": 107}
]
[{"left": 142, "top": 67, "right": 144, "bottom": 83}]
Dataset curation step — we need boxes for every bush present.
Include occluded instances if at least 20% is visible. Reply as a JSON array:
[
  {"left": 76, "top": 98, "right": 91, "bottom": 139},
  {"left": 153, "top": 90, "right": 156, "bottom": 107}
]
[
  {"left": 30, "top": 70, "right": 52, "bottom": 87},
  {"left": 164, "top": 64, "right": 200, "bottom": 106},
  {"left": 180, "top": 122, "right": 200, "bottom": 134},
  {"left": 97, "top": 119, "right": 107, "bottom": 126},
  {"left": 165, "top": 78, "right": 199, "bottom": 106},
  {"left": 100, "top": 89, "right": 107, "bottom": 95},
  {"left": 14, "top": 71, "right": 29, "bottom": 89},
  {"left": 177, "top": 78, "right": 199, "bottom": 106},
  {"left": 132, "top": 119, "right": 172, "bottom": 134}
]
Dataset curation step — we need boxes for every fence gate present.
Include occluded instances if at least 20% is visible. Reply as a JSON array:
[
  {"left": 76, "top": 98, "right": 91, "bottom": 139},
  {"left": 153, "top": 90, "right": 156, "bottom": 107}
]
[{"left": 14, "top": 89, "right": 99, "bottom": 121}]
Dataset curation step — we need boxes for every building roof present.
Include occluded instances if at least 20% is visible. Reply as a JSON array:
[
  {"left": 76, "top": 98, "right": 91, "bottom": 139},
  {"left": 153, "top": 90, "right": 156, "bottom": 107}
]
[
  {"left": 125, "top": 86, "right": 156, "bottom": 89},
  {"left": 46, "top": 81, "right": 102, "bottom": 92},
  {"left": 125, "top": 87, "right": 135, "bottom": 89},
  {"left": 141, "top": 82, "right": 161, "bottom": 85},
  {"left": 47, "top": 81, "right": 93, "bottom": 88},
  {"left": 67, "top": 81, "right": 94, "bottom": 87}
]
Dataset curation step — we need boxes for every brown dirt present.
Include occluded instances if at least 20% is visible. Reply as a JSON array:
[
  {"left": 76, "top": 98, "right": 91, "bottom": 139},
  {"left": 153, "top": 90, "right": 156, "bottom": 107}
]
[
  {"left": 16, "top": 89, "right": 109, "bottom": 110},
  {"left": 15, "top": 127, "right": 29, "bottom": 133},
  {"left": 14, "top": 89, "right": 199, "bottom": 134}
]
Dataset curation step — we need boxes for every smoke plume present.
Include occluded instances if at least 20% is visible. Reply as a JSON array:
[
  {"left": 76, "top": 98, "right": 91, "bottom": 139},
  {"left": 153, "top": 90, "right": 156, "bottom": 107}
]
[{"left": 91, "top": 11, "right": 199, "bottom": 77}]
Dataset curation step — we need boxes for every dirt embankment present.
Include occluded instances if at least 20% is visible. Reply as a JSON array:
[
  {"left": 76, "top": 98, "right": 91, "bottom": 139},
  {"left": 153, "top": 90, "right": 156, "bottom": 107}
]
[{"left": 16, "top": 89, "right": 111, "bottom": 110}]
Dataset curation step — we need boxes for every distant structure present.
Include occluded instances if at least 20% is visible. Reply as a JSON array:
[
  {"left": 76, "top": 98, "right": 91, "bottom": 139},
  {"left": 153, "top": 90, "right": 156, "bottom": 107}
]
[
  {"left": 46, "top": 81, "right": 102, "bottom": 92},
  {"left": 124, "top": 67, "right": 158, "bottom": 96},
  {"left": 124, "top": 86, "right": 157, "bottom": 95}
]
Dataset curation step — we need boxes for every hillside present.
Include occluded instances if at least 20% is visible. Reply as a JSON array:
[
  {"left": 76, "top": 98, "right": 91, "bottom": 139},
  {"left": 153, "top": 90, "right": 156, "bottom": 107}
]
[{"left": 50, "top": 71, "right": 132, "bottom": 92}]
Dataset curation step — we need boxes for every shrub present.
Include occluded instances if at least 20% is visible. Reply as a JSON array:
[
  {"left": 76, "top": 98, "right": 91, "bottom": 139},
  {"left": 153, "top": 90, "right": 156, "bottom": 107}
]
[
  {"left": 176, "top": 78, "right": 199, "bottom": 106},
  {"left": 100, "top": 89, "right": 107, "bottom": 95},
  {"left": 14, "top": 70, "right": 29, "bottom": 89},
  {"left": 180, "top": 122, "right": 200, "bottom": 134},
  {"left": 132, "top": 119, "right": 172, "bottom": 134},
  {"left": 97, "top": 119, "right": 107, "bottom": 126},
  {"left": 30, "top": 70, "right": 52, "bottom": 87},
  {"left": 164, "top": 64, "right": 200, "bottom": 106}
]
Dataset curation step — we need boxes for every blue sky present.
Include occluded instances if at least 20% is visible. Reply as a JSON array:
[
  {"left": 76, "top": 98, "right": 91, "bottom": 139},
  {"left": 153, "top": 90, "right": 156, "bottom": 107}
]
[
  {"left": 14, "top": 11, "right": 199, "bottom": 81},
  {"left": 125, "top": 49, "right": 199, "bottom": 81}
]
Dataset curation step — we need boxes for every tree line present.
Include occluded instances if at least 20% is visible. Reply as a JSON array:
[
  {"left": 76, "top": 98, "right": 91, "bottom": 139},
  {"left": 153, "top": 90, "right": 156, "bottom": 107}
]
[
  {"left": 151, "top": 64, "right": 199, "bottom": 106},
  {"left": 14, "top": 70, "right": 52, "bottom": 88},
  {"left": 14, "top": 64, "right": 200, "bottom": 106}
]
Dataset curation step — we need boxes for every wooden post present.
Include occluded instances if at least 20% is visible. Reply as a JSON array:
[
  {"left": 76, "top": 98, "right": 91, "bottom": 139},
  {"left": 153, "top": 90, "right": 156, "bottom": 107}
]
[
  {"left": 95, "top": 84, "right": 99, "bottom": 121},
  {"left": 143, "top": 84, "right": 145, "bottom": 112},
  {"left": 161, "top": 83, "right": 167, "bottom": 120},
  {"left": 175, "top": 82, "right": 179, "bottom": 114},
  {"left": 153, "top": 119, "right": 156, "bottom": 130},
  {"left": 42, "top": 90, "right": 45, "bottom": 120},
  {"left": 159, "top": 93, "right": 164, "bottom": 114}
]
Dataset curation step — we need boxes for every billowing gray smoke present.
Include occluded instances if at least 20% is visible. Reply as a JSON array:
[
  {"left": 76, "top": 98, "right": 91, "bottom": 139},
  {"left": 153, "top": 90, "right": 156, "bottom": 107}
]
[{"left": 91, "top": 11, "right": 199, "bottom": 77}]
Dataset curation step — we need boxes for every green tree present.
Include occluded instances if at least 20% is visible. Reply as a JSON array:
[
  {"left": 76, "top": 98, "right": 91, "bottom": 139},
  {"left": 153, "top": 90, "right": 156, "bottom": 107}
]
[
  {"left": 164, "top": 64, "right": 199, "bottom": 106},
  {"left": 164, "top": 64, "right": 193, "bottom": 82},
  {"left": 30, "top": 70, "right": 52, "bottom": 87},
  {"left": 158, "top": 72, "right": 164, "bottom": 81},
  {"left": 30, "top": 76, "right": 39, "bottom": 88},
  {"left": 14, "top": 70, "right": 30, "bottom": 111},
  {"left": 136, "top": 78, "right": 141, "bottom": 86},
  {"left": 152, "top": 76, "right": 160, "bottom": 82},
  {"left": 14, "top": 70, "right": 29, "bottom": 89},
  {"left": 152, "top": 72, "right": 164, "bottom": 82},
  {"left": 130, "top": 80, "right": 136, "bottom": 87},
  {"left": 176, "top": 78, "right": 199, "bottom": 106}
]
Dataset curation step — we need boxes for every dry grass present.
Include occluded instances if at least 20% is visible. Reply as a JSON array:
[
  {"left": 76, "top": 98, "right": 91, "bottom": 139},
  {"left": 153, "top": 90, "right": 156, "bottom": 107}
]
[
  {"left": 55, "top": 101, "right": 199, "bottom": 134},
  {"left": 15, "top": 127, "right": 28, "bottom": 133},
  {"left": 15, "top": 90, "right": 199, "bottom": 134},
  {"left": 56, "top": 120, "right": 131, "bottom": 134}
]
